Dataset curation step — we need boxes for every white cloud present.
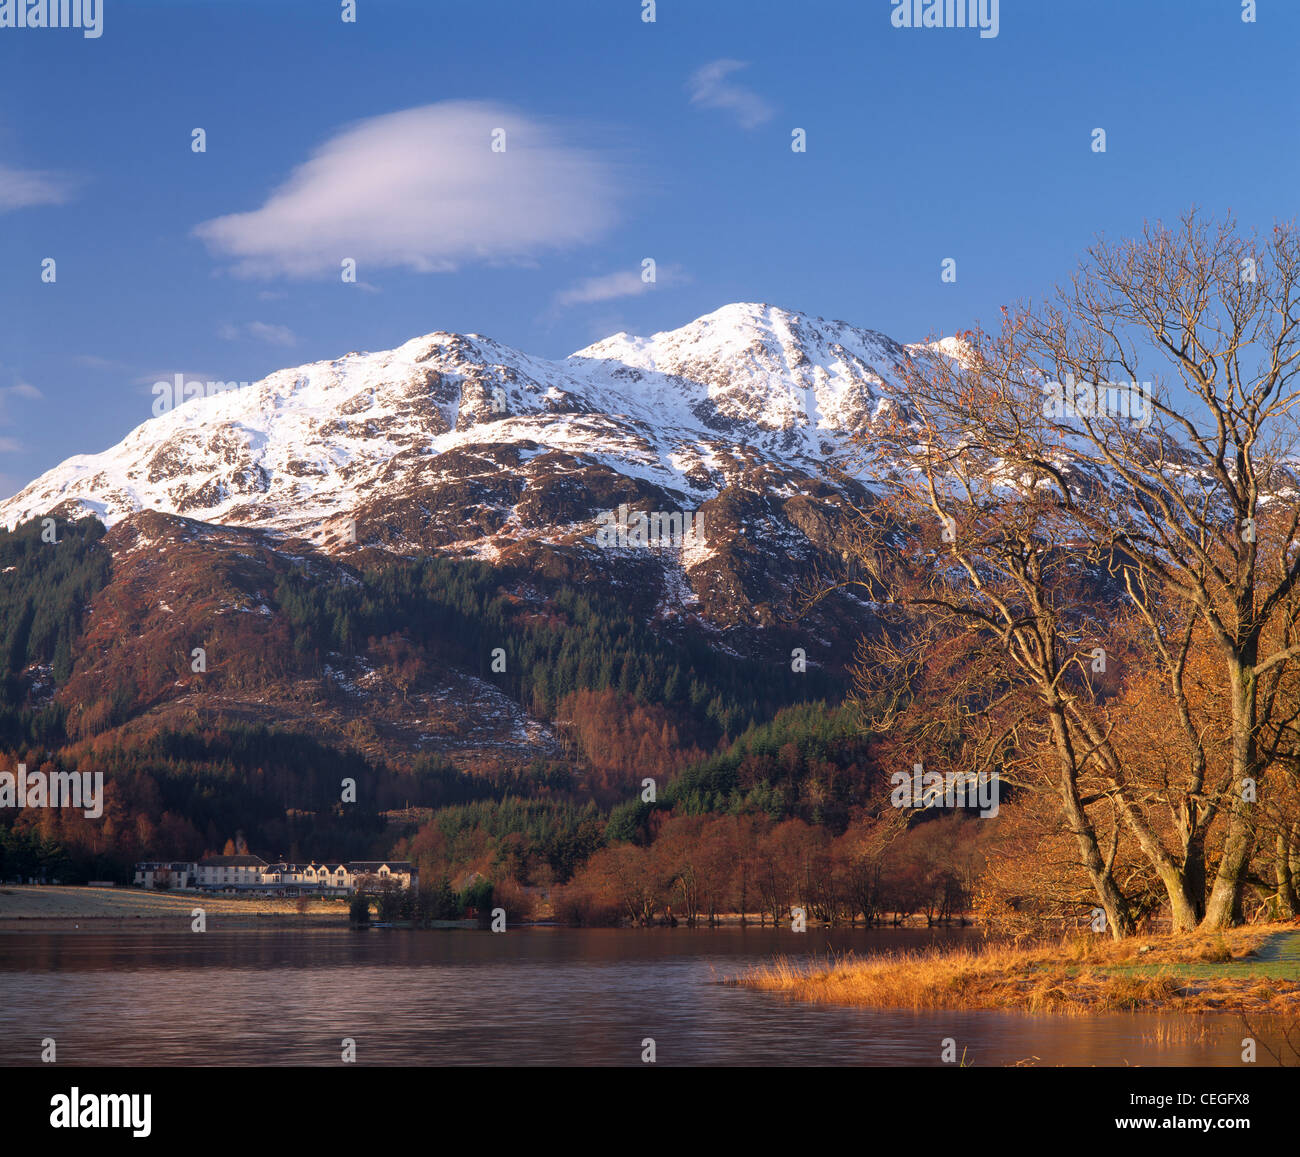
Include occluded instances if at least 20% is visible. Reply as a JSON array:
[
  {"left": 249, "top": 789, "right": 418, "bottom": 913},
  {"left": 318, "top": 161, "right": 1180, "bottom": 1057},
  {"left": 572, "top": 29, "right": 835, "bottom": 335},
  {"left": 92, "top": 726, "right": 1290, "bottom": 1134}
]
[
  {"left": 194, "top": 101, "right": 623, "bottom": 279},
  {"left": 0, "top": 383, "right": 41, "bottom": 426},
  {"left": 219, "top": 321, "right": 298, "bottom": 347},
  {"left": 687, "top": 60, "right": 774, "bottom": 130},
  {"left": 0, "top": 437, "right": 21, "bottom": 453},
  {"left": 554, "top": 264, "right": 686, "bottom": 309},
  {"left": 0, "top": 165, "right": 74, "bottom": 213}
]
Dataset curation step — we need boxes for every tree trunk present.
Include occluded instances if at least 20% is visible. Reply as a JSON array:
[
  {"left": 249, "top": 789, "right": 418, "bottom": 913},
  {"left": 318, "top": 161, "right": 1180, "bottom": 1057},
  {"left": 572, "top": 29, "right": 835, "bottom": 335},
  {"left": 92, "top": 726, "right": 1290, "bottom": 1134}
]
[
  {"left": 1049, "top": 708, "right": 1135, "bottom": 939},
  {"left": 1203, "top": 666, "right": 1258, "bottom": 929},
  {"left": 1274, "top": 826, "right": 1299, "bottom": 919}
]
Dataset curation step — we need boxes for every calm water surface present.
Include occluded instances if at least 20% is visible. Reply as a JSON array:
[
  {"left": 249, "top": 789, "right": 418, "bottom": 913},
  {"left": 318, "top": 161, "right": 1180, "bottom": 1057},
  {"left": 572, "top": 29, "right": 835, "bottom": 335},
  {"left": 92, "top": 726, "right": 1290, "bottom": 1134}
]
[{"left": 0, "top": 927, "right": 1282, "bottom": 1066}]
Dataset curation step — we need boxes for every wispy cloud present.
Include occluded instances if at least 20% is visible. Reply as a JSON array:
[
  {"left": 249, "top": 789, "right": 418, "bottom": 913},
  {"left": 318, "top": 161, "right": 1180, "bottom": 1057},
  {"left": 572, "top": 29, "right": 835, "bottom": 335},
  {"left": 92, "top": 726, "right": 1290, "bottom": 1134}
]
[
  {"left": 0, "top": 382, "right": 42, "bottom": 426},
  {"left": 0, "top": 165, "right": 75, "bottom": 212},
  {"left": 554, "top": 264, "right": 687, "bottom": 309},
  {"left": 687, "top": 60, "right": 774, "bottom": 129},
  {"left": 219, "top": 321, "right": 298, "bottom": 347},
  {"left": 194, "top": 101, "right": 623, "bottom": 279}
]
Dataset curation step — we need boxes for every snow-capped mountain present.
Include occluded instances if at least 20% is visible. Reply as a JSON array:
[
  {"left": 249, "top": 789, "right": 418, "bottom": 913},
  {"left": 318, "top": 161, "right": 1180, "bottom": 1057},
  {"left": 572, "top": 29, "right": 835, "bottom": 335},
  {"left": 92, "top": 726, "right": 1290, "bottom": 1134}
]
[
  {"left": 0, "top": 302, "right": 963, "bottom": 660},
  {"left": 0, "top": 303, "right": 920, "bottom": 540},
  {"left": 0, "top": 303, "right": 957, "bottom": 764}
]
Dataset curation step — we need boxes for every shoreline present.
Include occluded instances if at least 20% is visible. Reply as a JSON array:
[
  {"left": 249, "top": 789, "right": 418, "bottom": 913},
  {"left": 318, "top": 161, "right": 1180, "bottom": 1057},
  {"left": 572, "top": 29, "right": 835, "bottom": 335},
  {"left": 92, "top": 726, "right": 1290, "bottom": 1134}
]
[
  {"left": 0, "top": 915, "right": 347, "bottom": 932},
  {"left": 0, "top": 885, "right": 351, "bottom": 928},
  {"left": 0, "top": 886, "right": 987, "bottom": 930},
  {"left": 0, "top": 914, "right": 974, "bottom": 932},
  {"left": 737, "top": 926, "right": 1300, "bottom": 1015}
]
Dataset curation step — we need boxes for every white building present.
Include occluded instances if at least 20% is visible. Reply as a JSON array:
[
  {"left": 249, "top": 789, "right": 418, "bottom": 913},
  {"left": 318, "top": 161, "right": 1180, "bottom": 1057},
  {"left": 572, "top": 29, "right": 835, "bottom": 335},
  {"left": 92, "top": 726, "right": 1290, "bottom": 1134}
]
[
  {"left": 132, "top": 861, "right": 196, "bottom": 890},
  {"left": 133, "top": 855, "right": 417, "bottom": 895},
  {"left": 194, "top": 855, "right": 269, "bottom": 889},
  {"left": 262, "top": 861, "right": 351, "bottom": 896},
  {"left": 345, "top": 861, "right": 418, "bottom": 893}
]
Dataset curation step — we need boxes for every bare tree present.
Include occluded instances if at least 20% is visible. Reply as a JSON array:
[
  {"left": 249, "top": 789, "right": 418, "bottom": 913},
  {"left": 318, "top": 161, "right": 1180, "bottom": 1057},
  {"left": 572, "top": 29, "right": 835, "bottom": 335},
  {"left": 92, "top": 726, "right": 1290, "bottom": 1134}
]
[{"left": 831, "top": 211, "right": 1300, "bottom": 934}]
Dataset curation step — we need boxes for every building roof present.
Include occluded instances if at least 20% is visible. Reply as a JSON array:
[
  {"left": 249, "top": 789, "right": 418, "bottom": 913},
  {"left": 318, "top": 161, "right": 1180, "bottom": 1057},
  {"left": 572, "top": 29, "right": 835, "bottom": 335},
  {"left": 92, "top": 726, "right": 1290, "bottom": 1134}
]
[{"left": 135, "top": 856, "right": 415, "bottom": 873}]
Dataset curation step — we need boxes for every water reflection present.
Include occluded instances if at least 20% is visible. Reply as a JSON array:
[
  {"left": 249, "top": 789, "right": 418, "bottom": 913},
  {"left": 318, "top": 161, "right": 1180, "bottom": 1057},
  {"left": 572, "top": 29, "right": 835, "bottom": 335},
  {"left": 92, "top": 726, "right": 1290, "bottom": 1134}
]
[{"left": 0, "top": 927, "right": 1287, "bottom": 1067}]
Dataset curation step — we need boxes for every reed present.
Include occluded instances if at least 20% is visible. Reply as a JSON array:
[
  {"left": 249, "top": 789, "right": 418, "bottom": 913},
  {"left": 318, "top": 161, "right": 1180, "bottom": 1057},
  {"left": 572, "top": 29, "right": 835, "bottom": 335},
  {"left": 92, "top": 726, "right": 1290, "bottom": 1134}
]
[{"left": 738, "top": 926, "right": 1298, "bottom": 1014}]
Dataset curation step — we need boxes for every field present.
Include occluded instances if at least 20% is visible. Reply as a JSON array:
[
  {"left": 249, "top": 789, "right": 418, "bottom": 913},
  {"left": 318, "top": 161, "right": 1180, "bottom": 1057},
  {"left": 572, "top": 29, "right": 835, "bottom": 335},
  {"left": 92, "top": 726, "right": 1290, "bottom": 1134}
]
[{"left": 0, "top": 885, "right": 348, "bottom": 928}]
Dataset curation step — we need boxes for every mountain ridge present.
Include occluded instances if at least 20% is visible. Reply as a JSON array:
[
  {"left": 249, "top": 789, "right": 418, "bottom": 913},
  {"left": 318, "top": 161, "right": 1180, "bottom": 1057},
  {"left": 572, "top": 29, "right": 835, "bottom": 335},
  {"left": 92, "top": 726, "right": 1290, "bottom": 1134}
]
[{"left": 0, "top": 302, "right": 934, "bottom": 542}]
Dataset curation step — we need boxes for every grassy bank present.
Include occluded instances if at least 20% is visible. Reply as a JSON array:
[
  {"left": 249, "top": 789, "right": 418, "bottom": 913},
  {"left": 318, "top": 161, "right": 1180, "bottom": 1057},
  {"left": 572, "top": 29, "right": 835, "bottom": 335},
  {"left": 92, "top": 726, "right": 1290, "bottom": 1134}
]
[
  {"left": 739, "top": 926, "right": 1300, "bottom": 1015},
  {"left": 0, "top": 885, "right": 347, "bottom": 927}
]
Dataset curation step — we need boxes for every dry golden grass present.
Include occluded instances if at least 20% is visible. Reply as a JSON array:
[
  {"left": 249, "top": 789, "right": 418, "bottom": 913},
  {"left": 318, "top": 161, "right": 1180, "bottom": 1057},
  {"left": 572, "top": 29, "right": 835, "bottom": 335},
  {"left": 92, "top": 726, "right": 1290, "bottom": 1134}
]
[{"left": 739, "top": 926, "right": 1300, "bottom": 1015}]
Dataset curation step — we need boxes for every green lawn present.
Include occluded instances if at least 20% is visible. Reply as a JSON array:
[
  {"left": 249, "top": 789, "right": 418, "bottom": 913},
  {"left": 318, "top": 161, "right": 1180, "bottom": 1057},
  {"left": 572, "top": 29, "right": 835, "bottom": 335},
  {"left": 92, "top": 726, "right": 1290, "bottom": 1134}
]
[{"left": 1055, "top": 931, "right": 1300, "bottom": 982}]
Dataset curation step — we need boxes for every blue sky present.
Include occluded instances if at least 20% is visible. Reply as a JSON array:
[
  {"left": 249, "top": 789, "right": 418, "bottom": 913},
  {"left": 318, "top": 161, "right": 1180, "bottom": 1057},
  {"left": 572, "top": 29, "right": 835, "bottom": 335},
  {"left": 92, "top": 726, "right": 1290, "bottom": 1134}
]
[{"left": 1, "top": 0, "right": 1296, "bottom": 497}]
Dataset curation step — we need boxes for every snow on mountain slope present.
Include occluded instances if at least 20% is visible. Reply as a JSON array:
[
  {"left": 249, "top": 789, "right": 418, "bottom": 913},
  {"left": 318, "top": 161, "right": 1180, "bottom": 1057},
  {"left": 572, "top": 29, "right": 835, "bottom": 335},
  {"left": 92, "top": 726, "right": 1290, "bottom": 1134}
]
[
  {"left": 0, "top": 303, "right": 928, "bottom": 538},
  {"left": 571, "top": 303, "right": 912, "bottom": 453}
]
